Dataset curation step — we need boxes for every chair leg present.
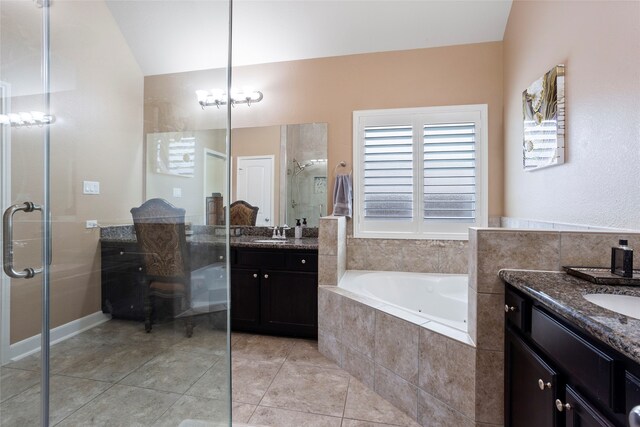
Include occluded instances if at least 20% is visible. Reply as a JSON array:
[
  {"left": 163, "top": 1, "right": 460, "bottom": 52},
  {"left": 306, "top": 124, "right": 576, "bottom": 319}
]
[
  {"left": 144, "top": 293, "right": 152, "bottom": 333},
  {"left": 185, "top": 316, "right": 194, "bottom": 338}
]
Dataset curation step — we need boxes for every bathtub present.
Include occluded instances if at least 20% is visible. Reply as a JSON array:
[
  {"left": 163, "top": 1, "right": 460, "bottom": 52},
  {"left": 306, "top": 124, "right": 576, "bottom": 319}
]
[{"left": 338, "top": 270, "right": 468, "bottom": 332}]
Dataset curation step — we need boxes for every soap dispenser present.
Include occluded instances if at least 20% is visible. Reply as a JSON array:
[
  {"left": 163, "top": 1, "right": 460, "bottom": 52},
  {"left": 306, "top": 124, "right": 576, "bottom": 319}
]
[
  {"left": 295, "top": 219, "right": 302, "bottom": 239},
  {"left": 302, "top": 218, "right": 307, "bottom": 228},
  {"left": 611, "top": 239, "right": 634, "bottom": 278}
]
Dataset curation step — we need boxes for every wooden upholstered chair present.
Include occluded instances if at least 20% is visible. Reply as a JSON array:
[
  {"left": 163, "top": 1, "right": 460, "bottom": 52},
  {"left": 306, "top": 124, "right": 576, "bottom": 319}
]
[
  {"left": 229, "top": 200, "right": 259, "bottom": 226},
  {"left": 131, "top": 198, "right": 194, "bottom": 337}
]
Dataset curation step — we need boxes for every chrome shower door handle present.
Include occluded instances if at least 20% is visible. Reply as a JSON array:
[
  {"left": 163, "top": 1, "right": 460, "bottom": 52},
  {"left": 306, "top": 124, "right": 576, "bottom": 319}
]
[{"left": 3, "top": 202, "right": 43, "bottom": 279}]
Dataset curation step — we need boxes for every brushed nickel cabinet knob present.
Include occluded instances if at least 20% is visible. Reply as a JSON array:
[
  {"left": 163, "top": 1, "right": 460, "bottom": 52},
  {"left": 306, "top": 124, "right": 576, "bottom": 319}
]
[
  {"left": 301, "top": 259, "right": 306, "bottom": 264},
  {"left": 264, "top": 274, "right": 269, "bottom": 279},
  {"left": 555, "top": 399, "right": 571, "bottom": 412},
  {"left": 505, "top": 305, "right": 516, "bottom": 313},
  {"left": 253, "top": 273, "right": 258, "bottom": 278},
  {"left": 537, "top": 379, "right": 551, "bottom": 390}
]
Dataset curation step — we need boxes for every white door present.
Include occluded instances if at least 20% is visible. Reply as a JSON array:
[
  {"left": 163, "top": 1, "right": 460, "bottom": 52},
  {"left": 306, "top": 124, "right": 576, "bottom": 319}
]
[{"left": 236, "top": 156, "right": 274, "bottom": 226}]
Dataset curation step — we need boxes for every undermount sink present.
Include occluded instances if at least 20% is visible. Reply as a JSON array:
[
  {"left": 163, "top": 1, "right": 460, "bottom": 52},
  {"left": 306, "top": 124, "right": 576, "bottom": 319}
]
[
  {"left": 583, "top": 293, "right": 640, "bottom": 320},
  {"left": 253, "top": 239, "right": 288, "bottom": 243}
]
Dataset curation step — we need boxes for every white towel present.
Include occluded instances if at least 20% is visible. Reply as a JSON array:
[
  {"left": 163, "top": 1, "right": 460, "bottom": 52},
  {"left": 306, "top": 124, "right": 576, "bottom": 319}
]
[{"left": 332, "top": 174, "right": 352, "bottom": 217}]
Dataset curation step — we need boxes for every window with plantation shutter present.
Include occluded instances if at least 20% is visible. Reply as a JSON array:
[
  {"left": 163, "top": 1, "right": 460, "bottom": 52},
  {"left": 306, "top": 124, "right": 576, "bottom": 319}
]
[
  {"left": 353, "top": 105, "right": 487, "bottom": 240},
  {"left": 423, "top": 123, "right": 476, "bottom": 221},
  {"left": 363, "top": 125, "right": 414, "bottom": 220}
]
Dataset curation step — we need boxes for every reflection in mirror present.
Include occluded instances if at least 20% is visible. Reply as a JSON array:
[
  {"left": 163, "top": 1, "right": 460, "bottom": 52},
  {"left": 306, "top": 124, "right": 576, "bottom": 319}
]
[
  {"left": 146, "top": 129, "right": 226, "bottom": 224},
  {"left": 146, "top": 123, "right": 327, "bottom": 227},
  {"left": 283, "top": 123, "right": 328, "bottom": 227}
]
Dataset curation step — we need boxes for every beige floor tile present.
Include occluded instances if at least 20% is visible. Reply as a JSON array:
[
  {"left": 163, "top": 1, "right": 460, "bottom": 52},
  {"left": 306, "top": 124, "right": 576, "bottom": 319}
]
[
  {"left": 286, "top": 340, "right": 340, "bottom": 369},
  {"left": 119, "top": 347, "right": 219, "bottom": 393},
  {"left": 171, "top": 328, "right": 229, "bottom": 358},
  {"left": 232, "top": 334, "right": 296, "bottom": 363},
  {"left": 0, "top": 368, "right": 40, "bottom": 403},
  {"left": 153, "top": 395, "right": 230, "bottom": 427},
  {"left": 231, "top": 357, "right": 282, "bottom": 404},
  {"left": 185, "top": 360, "right": 230, "bottom": 401},
  {"left": 249, "top": 406, "right": 342, "bottom": 427},
  {"left": 233, "top": 402, "right": 258, "bottom": 423},
  {"left": 260, "top": 362, "right": 350, "bottom": 417},
  {"left": 343, "top": 379, "right": 420, "bottom": 427},
  {"left": 0, "top": 375, "right": 111, "bottom": 426},
  {"left": 56, "top": 384, "right": 181, "bottom": 426},
  {"left": 57, "top": 344, "right": 161, "bottom": 382},
  {"left": 188, "top": 356, "right": 281, "bottom": 405},
  {"left": 341, "top": 419, "right": 408, "bottom": 427}
]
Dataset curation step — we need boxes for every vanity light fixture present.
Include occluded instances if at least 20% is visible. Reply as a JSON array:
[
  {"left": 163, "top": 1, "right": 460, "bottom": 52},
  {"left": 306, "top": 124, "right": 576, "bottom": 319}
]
[
  {"left": 0, "top": 111, "right": 56, "bottom": 128},
  {"left": 196, "top": 87, "right": 263, "bottom": 109}
]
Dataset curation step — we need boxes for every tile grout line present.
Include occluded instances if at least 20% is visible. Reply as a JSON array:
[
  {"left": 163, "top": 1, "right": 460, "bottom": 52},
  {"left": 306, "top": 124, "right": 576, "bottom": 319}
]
[{"left": 50, "top": 382, "right": 117, "bottom": 426}]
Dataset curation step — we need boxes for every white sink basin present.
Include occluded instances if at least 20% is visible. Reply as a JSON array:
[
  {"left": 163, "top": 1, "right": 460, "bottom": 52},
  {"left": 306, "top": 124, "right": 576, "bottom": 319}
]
[
  {"left": 583, "top": 293, "right": 640, "bottom": 320},
  {"left": 253, "top": 239, "right": 288, "bottom": 243}
]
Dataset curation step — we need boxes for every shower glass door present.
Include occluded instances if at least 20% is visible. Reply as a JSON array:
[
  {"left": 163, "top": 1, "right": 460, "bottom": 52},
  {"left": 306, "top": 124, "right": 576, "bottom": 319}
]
[{"left": 1, "top": 1, "right": 232, "bottom": 425}]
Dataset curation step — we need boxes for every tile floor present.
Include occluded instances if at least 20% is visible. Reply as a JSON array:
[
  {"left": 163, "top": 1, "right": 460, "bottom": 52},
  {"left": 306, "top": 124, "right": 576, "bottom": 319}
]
[{"left": 0, "top": 319, "right": 420, "bottom": 427}]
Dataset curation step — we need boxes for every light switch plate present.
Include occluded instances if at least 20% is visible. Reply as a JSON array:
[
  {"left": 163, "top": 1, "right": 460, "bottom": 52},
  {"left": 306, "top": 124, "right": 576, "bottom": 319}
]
[
  {"left": 173, "top": 187, "right": 182, "bottom": 198},
  {"left": 86, "top": 220, "right": 98, "bottom": 229},
  {"left": 83, "top": 181, "right": 100, "bottom": 195}
]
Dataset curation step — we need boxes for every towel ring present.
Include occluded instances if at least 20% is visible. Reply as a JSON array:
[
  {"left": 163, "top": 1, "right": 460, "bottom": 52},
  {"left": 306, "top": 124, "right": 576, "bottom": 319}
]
[{"left": 333, "top": 161, "right": 347, "bottom": 174}]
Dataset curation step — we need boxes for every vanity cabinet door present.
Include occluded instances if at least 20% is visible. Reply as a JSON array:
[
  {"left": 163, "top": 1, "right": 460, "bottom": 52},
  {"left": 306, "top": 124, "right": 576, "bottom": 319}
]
[
  {"left": 563, "top": 386, "right": 616, "bottom": 427},
  {"left": 506, "top": 327, "right": 560, "bottom": 427},
  {"left": 101, "top": 243, "right": 145, "bottom": 320},
  {"left": 230, "top": 267, "right": 261, "bottom": 331},
  {"left": 260, "top": 270, "right": 318, "bottom": 338}
]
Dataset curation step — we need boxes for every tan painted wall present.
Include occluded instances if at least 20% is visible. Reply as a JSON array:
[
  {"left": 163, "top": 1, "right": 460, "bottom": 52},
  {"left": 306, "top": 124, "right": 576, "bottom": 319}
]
[
  {"left": 5, "top": 2, "right": 144, "bottom": 343},
  {"left": 231, "top": 125, "right": 281, "bottom": 223},
  {"left": 503, "top": 0, "right": 640, "bottom": 229},
  {"left": 232, "top": 42, "right": 504, "bottom": 217},
  {"left": 145, "top": 42, "right": 504, "bottom": 217}
]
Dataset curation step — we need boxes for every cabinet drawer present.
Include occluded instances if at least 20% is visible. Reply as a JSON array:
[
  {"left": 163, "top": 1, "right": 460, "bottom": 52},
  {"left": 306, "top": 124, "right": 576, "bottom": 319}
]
[
  {"left": 237, "top": 250, "right": 286, "bottom": 269},
  {"left": 564, "top": 386, "right": 615, "bottom": 427},
  {"left": 505, "top": 288, "right": 528, "bottom": 332},
  {"left": 531, "top": 306, "right": 615, "bottom": 408},
  {"left": 286, "top": 252, "right": 317, "bottom": 272}
]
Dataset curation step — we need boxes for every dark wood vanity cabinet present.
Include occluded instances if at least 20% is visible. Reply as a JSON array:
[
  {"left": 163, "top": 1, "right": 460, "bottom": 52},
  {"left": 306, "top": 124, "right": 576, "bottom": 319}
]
[
  {"left": 101, "top": 241, "right": 146, "bottom": 320},
  {"left": 101, "top": 240, "right": 225, "bottom": 321},
  {"left": 230, "top": 247, "right": 318, "bottom": 338},
  {"left": 505, "top": 286, "right": 638, "bottom": 427}
]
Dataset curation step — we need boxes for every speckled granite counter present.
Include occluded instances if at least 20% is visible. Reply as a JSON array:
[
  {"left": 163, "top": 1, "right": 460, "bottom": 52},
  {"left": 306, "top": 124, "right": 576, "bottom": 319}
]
[
  {"left": 100, "top": 225, "right": 318, "bottom": 250},
  {"left": 499, "top": 269, "right": 640, "bottom": 365}
]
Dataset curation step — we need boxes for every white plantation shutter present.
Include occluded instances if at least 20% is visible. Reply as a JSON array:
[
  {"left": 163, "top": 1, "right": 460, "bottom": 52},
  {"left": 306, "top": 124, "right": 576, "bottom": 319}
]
[
  {"left": 354, "top": 105, "right": 487, "bottom": 240},
  {"left": 423, "top": 123, "right": 476, "bottom": 221},
  {"left": 363, "top": 125, "right": 414, "bottom": 220}
]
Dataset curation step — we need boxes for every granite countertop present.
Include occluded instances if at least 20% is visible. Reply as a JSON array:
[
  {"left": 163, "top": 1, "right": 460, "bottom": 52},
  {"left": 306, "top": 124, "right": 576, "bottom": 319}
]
[
  {"left": 499, "top": 269, "right": 640, "bottom": 365},
  {"left": 100, "top": 226, "right": 318, "bottom": 250},
  {"left": 230, "top": 235, "right": 318, "bottom": 250}
]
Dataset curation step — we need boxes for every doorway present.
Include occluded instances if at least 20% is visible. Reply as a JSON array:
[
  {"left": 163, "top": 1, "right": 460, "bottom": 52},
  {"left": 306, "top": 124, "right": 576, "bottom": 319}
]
[{"left": 236, "top": 155, "right": 275, "bottom": 226}]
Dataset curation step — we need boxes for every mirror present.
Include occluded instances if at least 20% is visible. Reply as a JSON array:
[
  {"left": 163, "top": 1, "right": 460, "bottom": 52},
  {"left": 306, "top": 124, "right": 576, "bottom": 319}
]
[{"left": 145, "top": 123, "right": 327, "bottom": 227}]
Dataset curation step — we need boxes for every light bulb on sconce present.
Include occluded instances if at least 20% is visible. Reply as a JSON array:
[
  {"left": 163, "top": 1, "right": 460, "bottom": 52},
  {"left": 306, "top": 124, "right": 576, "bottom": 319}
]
[
  {"left": 196, "top": 87, "right": 263, "bottom": 109},
  {"left": 0, "top": 111, "right": 55, "bottom": 128}
]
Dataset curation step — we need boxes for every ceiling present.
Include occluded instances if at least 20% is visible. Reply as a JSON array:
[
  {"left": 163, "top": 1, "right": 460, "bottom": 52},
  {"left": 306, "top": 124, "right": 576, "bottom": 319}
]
[{"left": 106, "top": 0, "right": 513, "bottom": 76}]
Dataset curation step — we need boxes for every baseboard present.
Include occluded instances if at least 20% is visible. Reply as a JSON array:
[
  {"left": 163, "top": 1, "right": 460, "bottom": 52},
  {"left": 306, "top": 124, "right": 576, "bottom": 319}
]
[{"left": 8, "top": 311, "right": 111, "bottom": 362}]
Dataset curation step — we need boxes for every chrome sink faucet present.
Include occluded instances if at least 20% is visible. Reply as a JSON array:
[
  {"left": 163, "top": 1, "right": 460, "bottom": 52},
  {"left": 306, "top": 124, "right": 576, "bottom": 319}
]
[{"left": 271, "top": 225, "right": 289, "bottom": 240}]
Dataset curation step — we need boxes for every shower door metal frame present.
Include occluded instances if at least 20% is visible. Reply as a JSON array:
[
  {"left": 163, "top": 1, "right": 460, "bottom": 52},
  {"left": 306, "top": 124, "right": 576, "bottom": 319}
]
[
  {"left": 0, "top": 81, "right": 12, "bottom": 364},
  {"left": 0, "top": 2, "right": 52, "bottom": 424}
]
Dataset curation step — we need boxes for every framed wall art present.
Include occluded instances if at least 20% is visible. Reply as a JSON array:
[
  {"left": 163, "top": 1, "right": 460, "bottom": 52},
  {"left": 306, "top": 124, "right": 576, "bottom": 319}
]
[{"left": 522, "top": 64, "right": 565, "bottom": 171}]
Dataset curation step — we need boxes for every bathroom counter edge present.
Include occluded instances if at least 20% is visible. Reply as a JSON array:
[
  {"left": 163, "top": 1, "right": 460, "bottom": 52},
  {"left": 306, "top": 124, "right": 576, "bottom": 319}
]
[{"left": 499, "top": 269, "right": 640, "bottom": 365}]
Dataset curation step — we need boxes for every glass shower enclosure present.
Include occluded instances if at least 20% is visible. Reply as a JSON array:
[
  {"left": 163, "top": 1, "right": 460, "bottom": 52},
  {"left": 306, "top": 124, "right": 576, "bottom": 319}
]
[{"left": 0, "top": 1, "right": 233, "bottom": 425}]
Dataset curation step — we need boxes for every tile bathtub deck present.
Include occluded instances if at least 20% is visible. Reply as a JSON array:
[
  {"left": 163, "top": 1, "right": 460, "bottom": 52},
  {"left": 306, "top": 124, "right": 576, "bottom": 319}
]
[{"left": 0, "top": 320, "right": 420, "bottom": 427}]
